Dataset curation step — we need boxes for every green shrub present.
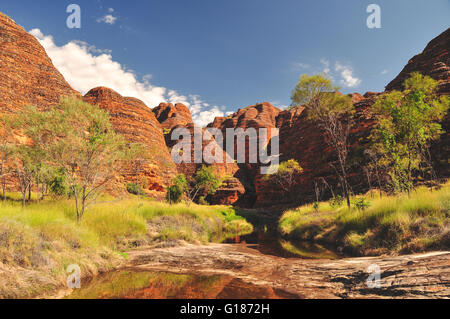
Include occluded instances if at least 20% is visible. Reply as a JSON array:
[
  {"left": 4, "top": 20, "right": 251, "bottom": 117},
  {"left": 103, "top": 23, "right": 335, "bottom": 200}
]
[
  {"left": 354, "top": 198, "right": 371, "bottom": 211},
  {"left": 330, "top": 195, "right": 344, "bottom": 208},
  {"left": 313, "top": 201, "right": 320, "bottom": 212},
  {"left": 49, "top": 175, "right": 68, "bottom": 196},
  {"left": 166, "top": 174, "right": 188, "bottom": 204},
  {"left": 279, "top": 183, "right": 450, "bottom": 256},
  {"left": 198, "top": 196, "right": 209, "bottom": 206},
  {"left": 126, "top": 183, "right": 145, "bottom": 196}
]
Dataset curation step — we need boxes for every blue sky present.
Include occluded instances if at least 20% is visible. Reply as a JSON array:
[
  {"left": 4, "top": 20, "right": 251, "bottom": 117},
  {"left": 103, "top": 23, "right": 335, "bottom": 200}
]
[{"left": 1, "top": 0, "right": 449, "bottom": 125}]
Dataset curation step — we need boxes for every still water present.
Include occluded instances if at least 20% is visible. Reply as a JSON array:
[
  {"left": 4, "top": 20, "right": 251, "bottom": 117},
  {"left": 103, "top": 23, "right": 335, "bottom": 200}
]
[
  {"left": 66, "top": 270, "right": 301, "bottom": 299},
  {"left": 67, "top": 226, "right": 340, "bottom": 299}
]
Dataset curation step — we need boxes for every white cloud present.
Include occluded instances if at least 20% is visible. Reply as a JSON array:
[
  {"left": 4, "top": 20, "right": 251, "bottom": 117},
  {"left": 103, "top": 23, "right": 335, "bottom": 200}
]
[
  {"left": 97, "top": 14, "right": 117, "bottom": 25},
  {"left": 29, "top": 29, "right": 224, "bottom": 127},
  {"left": 293, "top": 62, "right": 309, "bottom": 70},
  {"left": 320, "top": 59, "right": 331, "bottom": 76},
  {"left": 381, "top": 69, "right": 389, "bottom": 75},
  {"left": 295, "top": 59, "right": 361, "bottom": 89},
  {"left": 108, "top": 8, "right": 114, "bottom": 13},
  {"left": 334, "top": 62, "right": 361, "bottom": 88}
]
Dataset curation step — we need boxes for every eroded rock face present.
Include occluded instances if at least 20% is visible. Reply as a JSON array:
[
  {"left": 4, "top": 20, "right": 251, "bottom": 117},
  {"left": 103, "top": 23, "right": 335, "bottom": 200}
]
[
  {"left": 153, "top": 104, "right": 242, "bottom": 205},
  {"left": 0, "top": 12, "right": 80, "bottom": 191},
  {"left": 208, "top": 102, "right": 281, "bottom": 207},
  {"left": 153, "top": 102, "right": 194, "bottom": 130},
  {"left": 211, "top": 29, "right": 450, "bottom": 207},
  {"left": 254, "top": 94, "right": 379, "bottom": 207},
  {"left": 0, "top": 13, "right": 79, "bottom": 113},
  {"left": 386, "top": 28, "right": 450, "bottom": 93},
  {"left": 83, "top": 87, "right": 177, "bottom": 196},
  {"left": 209, "top": 102, "right": 281, "bottom": 130}
]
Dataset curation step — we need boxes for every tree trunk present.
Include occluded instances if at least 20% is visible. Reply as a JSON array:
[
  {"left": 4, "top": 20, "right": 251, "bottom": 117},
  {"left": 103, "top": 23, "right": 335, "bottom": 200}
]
[
  {"left": 36, "top": 175, "right": 40, "bottom": 203},
  {"left": 0, "top": 160, "right": 4, "bottom": 201},
  {"left": 21, "top": 184, "right": 26, "bottom": 208},
  {"left": 374, "top": 164, "right": 382, "bottom": 198},
  {"left": 339, "top": 157, "right": 351, "bottom": 208},
  {"left": 80, "top": 186, "right": 86, "bottom": 220},
  {"left": 74, "top": 188, "right": 80, "bottom": 223},
  {"left": 2, "top": 177, "right": 5, "bottom": 201},
  {"left": 2, "top": 169, "right": 5, "bottom": 201}
]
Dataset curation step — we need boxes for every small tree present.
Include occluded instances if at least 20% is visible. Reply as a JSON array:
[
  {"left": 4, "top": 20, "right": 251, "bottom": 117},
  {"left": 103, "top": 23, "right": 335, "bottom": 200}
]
[
  {"left": 0, "top": 115, "right": 14, "bottom": 201},
  {"left": 370, "top": 72, "right": 449, "bottom": 193},
  {"left": 42, "top": 97, "right": 134, "bottom": 222},
  {"left": 263, "top": 159, "right": 303, "bottom": 199},
  {"left": 13, "top": 106, "right": 51, "bottom": 203},
  {"left": 167, "top": 174, "right": 188, "bottom": 204},
  {"left": 11, "top": 144, "right": 34, "bottom": 207},
  {"left": 291, "top": 74, "right": 355, "bottom": 207},
  {"left": 187, "top": 166, "right": 222, "bottom": 203}
]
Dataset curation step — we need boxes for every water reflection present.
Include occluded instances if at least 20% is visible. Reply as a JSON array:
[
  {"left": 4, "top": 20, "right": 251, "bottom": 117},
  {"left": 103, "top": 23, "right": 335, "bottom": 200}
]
[
  {"left": 227, "top": 230, "right": 340, "bottom": 259},
  {"left": 66, "top": 270, "right": 301, "bottom": 299}
]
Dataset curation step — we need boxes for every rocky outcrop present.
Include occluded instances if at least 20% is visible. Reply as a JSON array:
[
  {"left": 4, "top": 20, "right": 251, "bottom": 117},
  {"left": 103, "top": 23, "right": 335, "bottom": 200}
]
[
  {"left": 129, "top": 244, "right": 450, "bottom": 299},
  {"left": 153, "top": 104, "right": 242, "bottom": 205},
  {"left": 0, "top": 12, "right": 79, "bottom": 192},
  {"left": 210, "top": 29, "right": 450, "bottom": 207},
  {"left": 0, "top": 13, "right": 79, "bottom": 113},
  {"left": 386, "top": 28, "right": 449, "bottom": 93},
  {"left": 253, "top": 94, "right": 379, "bottom": 206},
  {"left": 209, "top": 177, "right": 245, "bottom": 205},
  {"left": 153, "top": 102, "right": 193, "bottom": 130},
  {"left": 208, "top": 102, "right": 281, "bottom": 207},
  {"left": 83, "top": 87, "right": 177, "bottom": 196},
  {"left": 209, "top": 102, "right": 280, "bottom": 130}
]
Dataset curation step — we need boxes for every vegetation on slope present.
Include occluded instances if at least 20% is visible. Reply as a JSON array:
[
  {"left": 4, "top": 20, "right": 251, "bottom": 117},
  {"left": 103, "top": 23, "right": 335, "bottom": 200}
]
[{"left": 279, "top": 184, "right": 450, "bottom": 256}]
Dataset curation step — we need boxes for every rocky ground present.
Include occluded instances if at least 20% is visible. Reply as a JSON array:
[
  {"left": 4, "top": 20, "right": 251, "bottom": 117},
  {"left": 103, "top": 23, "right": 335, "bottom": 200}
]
[{"left": 127, "top": 243, "right": 450, "bottom": 299}]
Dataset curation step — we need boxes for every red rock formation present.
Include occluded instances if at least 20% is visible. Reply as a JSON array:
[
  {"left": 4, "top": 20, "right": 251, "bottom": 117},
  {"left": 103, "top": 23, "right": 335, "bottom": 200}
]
[
  {"left": 0, "top": 13, "right": 79, "bottom": 113},
  {"left": 210, "top": 177, "right": 245, "bottom": 205},
  {"left": 83, "top": 87, "right": 177, "bottom": 197},
  {"left": 386, "top": 28, "right": 449, "bottom": 94},
  {"left": 0, "top": 12, "right": 80, "bottom": 191},
  {"left": 209, "top": 102, "right": 281, "bottom": 130},
  {"left": 153, "top": 102, "right": 193, "bottom": 129},
  {"left": 208, "top": 102, "right": 282, "bottom": 206},
  {"left": 253, "top": 94, "right": 379, "bottom": 207},
  {"left": 213, "top": 29, "right": 450, "bottom": 207},
  {"left": 153, "top": 104, "right": 242, "bottom": 204}
]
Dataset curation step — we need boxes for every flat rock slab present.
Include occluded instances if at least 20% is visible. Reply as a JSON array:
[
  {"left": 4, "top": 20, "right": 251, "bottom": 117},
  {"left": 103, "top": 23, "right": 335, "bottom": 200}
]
[{"left": 128, "top": 244, "right": 450, "bottom": 299}]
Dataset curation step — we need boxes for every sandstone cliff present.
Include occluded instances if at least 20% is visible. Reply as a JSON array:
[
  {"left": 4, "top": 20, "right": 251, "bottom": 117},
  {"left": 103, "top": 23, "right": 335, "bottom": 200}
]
[
  {"left": 153, "top": 103, "right": 243, "bottom": 204},
  {"left": 0, "top": 12, "right": 177, "bottom": 199},
  {"left": 208, "top": 102, "right": 281, "bottom": 206},
  {"left": 83, "top": 87, "right": 177, "bottom": 196},
  {"left": 0, "top": 13, "right": 79, "bottom": 113},
  {"left": 153, "top": 102, "right": 194, "bottom": 129},
  {"left": 386, "top": 28, "right": 449, "bottom": 93},
  {"left": 209, "top": 29, "right": 450, "bottom": 207}
]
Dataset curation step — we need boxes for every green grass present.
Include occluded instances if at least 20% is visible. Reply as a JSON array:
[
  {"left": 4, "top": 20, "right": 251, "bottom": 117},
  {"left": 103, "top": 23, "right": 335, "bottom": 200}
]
[
  {"left": 0, "top": 196, "right": 253, "bottom": 298},
  {"left": 279, "top": 183, "right": 450, "bottom": 256}
]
